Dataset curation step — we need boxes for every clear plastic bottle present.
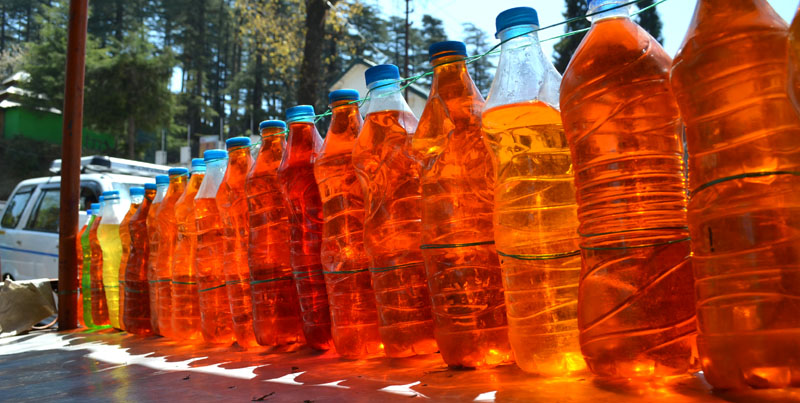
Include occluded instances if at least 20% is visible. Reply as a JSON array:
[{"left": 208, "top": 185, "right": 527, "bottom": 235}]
[
  {"left": 217, "top": 138, "right": 259, "bottom": 348},
  {"left": 315, "top": 90, "right": 383, "bottom": 358},
  {"left": 246, "top": 120, "right": 305, "bottom": 348},
  {"left": 98, "top": 190, "right": 128, "bottom": 330},
  {"left": 352, "top": 64, "right": 437, "bottom": 358},
  {"left": 124, "top": 183, "right": 156, "bottom": 335},
  {"left": 195, "top": 149, "right": 235, "bottom": 345},
  {"left": 171, "top": 159, "right": 206, "bottom": 341},
  {"left": 481, "top": 7, "right": 584, "bottom": 375},
  {"left": 147, "top": 174, "right": 169, "bottom": 334},
  {"left": 411, "top": 42, "right": 510, "bottom": 368},
  {"left": 560, "top": 0, "right": 696, "bottom": 378},
  {"left": 81, "top": 205, "right": 99, "bottom": 328},
  {"left": 90, "top": 197, "right": 110, "bottom": 326},
  {"left": 155, "top": 167, "right": 189, "bottom": 338},
  {"left": 277, "top": 106, "right": 332, "bottom": 351},
  {"left": 671, "top": 0, "right": 800, "bottom": 389},
  {"left": 117, "top": 187, "right": 145, "bottom": 330}
]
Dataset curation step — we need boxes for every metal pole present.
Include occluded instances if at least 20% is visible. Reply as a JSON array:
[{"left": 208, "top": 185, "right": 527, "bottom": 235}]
[{"left": 57, "top": 0, "right": 89, "bottom": 331}]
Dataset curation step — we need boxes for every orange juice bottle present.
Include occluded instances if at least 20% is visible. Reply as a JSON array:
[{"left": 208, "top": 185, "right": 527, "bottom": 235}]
[
  {"left": 790, "top": 5, "right": 800, "bottom": 110},
  {"left": 217, "top": 138, "right": 259, "bottom": 348},
  {"left": 561, "top": 0, "right": 696, "bottom": 378},
  {"left": 124, "top": 183, "right": 156, "bottom": 335},
  {"left": 90, "top": 198, "right": 109, "bottom": 326},
  {"left": 411, "top": 42, "right": 510, "bottom": 368},
  {"left": 315, "top": 90, "right": 383, "bottom": 358},
  {"left": 353, "top": 65, "right": 437, "bottom": 358},
  {"left": 277, "top": 106, "right": 332, "bottom": 351},
  {"left": 246, "top": 120, "right": 305, "bottom": 348},
  {"left": 117, "top": 187, "right": 145, "bottom": 330},
  {"left": 671, "top": 0, "right": 800, "bottom": 389},
  {"left": 154, "top": 168, "right": 189, "bottom": 338},
  {"left": 147, "top": 175, "right": 169, "bottom": 334},
  {"left": 481, "top": 8, "right": 584, "bottom": 375},
  {"left": 195, "top": 149, "right": 235, "bottom": 345},
  {"left": 171, "top": 159, "right": 206, "bottom": 341}
]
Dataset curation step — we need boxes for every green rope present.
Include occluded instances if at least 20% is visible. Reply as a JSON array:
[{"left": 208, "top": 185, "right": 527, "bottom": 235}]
[
  {"left": 369, "top": 262, "right": 421, "bottom": 274},
  {"left": 497, "top": 249, "right": 580, "bottom": 261},
  {"left": 420, "top": 240, "right": 495, "bottom": 250},
  {"left": 199, "top": 283, "right": 226, "bottom": 293},
  {"left": 323, "top": 268, "right": 370, "bottom": 275}
]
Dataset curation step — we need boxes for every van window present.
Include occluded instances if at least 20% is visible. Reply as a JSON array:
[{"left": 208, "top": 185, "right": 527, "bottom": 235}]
[
  {"left": 1, "top": 186, "right": 34, "bottom": 229},
  {"left": 26, "top": 188, "right": 60, "bottom": 233}
]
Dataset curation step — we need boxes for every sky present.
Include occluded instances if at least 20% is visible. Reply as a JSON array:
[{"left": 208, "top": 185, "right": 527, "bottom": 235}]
[{"left": 371, "top": 0, "right": 798, "bottom": 60}]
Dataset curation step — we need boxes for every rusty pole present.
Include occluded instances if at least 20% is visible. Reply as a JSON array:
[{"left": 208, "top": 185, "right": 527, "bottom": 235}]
[{"left": 57, "top": 0, "right": 89, "bottom": 330}]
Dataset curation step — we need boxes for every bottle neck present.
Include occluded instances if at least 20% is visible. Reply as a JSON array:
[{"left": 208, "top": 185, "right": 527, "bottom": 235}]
[
  {"left": 430, "top": 56, "right": 473, "bottom": 92},
  {"left": 588, "top": 0, "right": 632, "bottom": 22},
  {"left": 227, "top": 147, "right": 250, "bottom": 163},
  {"left": 328, "top": 102, "right": 362, "bottom": 139},
  {"left": 131, "top": 195, "right": 144, "bottom": 205},
  {"left": 365, "top": 79, "right": 412, "bottom": 115},
  {"left": 144, "top": 189, "right": 156, "bottom": 202},
  {"left": 498, "top": 25, "right": 542, "bottom": 50}
]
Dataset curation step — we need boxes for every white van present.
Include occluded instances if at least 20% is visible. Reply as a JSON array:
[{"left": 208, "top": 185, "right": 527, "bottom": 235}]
[{"left": 0, "top": 156, "right": 169, "bottom": 281}]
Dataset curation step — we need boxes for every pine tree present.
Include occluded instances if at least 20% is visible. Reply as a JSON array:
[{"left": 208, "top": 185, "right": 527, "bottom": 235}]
[
  {"left": 552, "top": 0, "right": 589, "bottom": 73},
  {"left": 636, "top": 0, "right": 664, "bottom": 44},
  {"left": 462, "top": 23, "right": 493, "bottom": 96}
]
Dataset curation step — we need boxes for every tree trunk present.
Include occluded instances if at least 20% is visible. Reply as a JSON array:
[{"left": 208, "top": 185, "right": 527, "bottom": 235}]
[
  {"left": 297, "top": 0, "right": 338, "bottom": 107},
  {"left": 252, "top": 49, "right": 263, "bottom": 132},
  {"left": 115, "top": 0, "right": 124, "bottom": 42},
  {"left": 1, "top": 3, "right": 6, "bottom": 53},
  {"left": 127, "top": 115, "right": 136, "bottom": 159}
]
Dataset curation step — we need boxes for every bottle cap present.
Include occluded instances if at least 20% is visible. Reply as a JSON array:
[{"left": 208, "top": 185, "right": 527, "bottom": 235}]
[
  {"left": 225, "top": 136, "right": 251, "bottom": 148},
  {"left": 286, "top": 105, "right": 315, "bottom": 123},
  {"left": 130, "top": 187, "right": 145, "bottom": 196},
  {"left": 91, "top": 203, "right": 101, "bottom": 210},
  {"left": 365, "top": 64, "right": 400, "bottom": 86},
  {"left": 144, "top": 183, "right": 157, "bottom": 191},
  {"left": 495, "top": 7, "right": 539, "bottom": 36},
  {"left": 259, "top": 120, "right": 287, "bottom": 130},
  {"left": 329, "top": 89, "right": 360, "bottom": 104},
  {"left": 191, "top": 158, "right": 206, "bottom": 168},
  {"left": 98, "top": 196, "right": 104, "bottom": 203},
  {"left": 168, "top": 167, "right": 189, "bottom": 176},
  {"left": 101, "top": 190, "right": 120, "bottom": 200},
  {"left": 155, "top": 175, "right": 170, "bottom": 185},
  {"left": 204, "top": 149, "right": 227, "bottom": 161},
  {"left": 86, "top": 209, "right": 92, "bottom": 216},
  {"left": 429, "top": 41, "right": 467, "bottom": 61}
]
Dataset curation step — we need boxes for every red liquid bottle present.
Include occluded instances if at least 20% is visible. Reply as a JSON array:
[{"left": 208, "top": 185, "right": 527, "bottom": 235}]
[
  {"left": 124, "top": 184, "right": 156, "bottom": 335},
  {"left": 412, "top": 42, "right": 511, "bottom": 368},
  {"left": 671, "top": 0, "right": 800, "bottom": 389},
  {"left": 246, "top": 120, "right": 305, "bottom": 348},
  {"left": 315, "top": 90, "right": 383, "bottom": 358},
  {"left": 147, "top": 175, "right": 169, "bottom": 334},
  {"left": 90, "top": 198, "right": 109, "bottom": 326},
  {"left": 171, "top": 159, "right": 206, "bottom": 341},
  {"left": 118, "top": 187, "right": 145, "bottom": 330},
  {"left": 196, "top": 149, "right": 235, "bottom": 345},
  {"left": 217, "top": 137, "right": 259, "bottom": 348},
  {"left": 561, "top": 0, "right": 696, "bottom": 378},
  {"left": 352, "top": 64, "right": 437, "bottom": 357},
  {"left": 278, "top": 105, "right": 333, "bottom": 351},
  {"left": 155, "top": 168, "right": 189, "bottom": 338}
]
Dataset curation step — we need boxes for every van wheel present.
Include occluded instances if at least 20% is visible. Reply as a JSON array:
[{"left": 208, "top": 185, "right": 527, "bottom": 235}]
[{"left": 1, "top": 273, "right": 13, "bottom": 281}]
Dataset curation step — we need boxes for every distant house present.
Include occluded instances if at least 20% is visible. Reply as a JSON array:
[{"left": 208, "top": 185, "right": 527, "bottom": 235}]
[
  {"left": 0, "top": 71, "right": 115, "bottom": 151},
  {"left": 328, "top": 58, "right": 429, "bottom": 117}
]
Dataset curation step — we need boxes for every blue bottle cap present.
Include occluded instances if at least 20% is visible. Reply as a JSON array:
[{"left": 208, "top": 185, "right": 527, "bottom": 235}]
[
  {"left": 429, "top": 41, "right": 467, "bottom": 61},
  {"left": 259, "top": 120, "right": 287, "bottom": 130},
  {"left": 495, "top": 7, "right": 539, "bottom": 36},
  {"left": 168, "top": 167, "right": 189, "bottom": 176},
  {"left": 204, "top": 149, "right": 227, "bottom": 161},
  {"left": 91, "top": 203, "right": 101, "bottom": 211},
  {"left": 286, "top": 105, "right": 315, "bottom": 123},
  {"left": 130, "top": 187, "right": 145, "bottom": 196},
  {"left": 225, "top": 136, "right": 251, "bottom": 148},
  {"left": 86, "top": 209, "right": 92, "bottom": 216},
  {"left": 328, "top": 89, "right": 360, "bottom": 104},
  {"left": 155, "top": 175, "right": 170, "bottom": 185},
  {"left": 365, "top": 64, "right": 400, "bottom": 85},
  {"left": 191, "top": 158, "right": 206, "bottom": 168},
  {"left": 144, "top": 183, "right": 157, "bottom": 190},
  {"left": 101, "top": 190, "right": 120, "bottom": 200},
  {"left": 98, "top": 196, "right": 104, "bottom": 203}
]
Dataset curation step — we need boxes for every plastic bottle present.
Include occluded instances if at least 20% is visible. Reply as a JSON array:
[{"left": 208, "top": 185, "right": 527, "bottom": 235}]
[
  {"left": 98, "top": 190, "right": 128, "bottom": 330},
  {"left": 352, "top": 64, "right": 437, "bottom": 358},
  {"left": 560, "top": 0, "right": 696, "bottom": 378},
  {"left": 118, "top": 187, "right": 145, "bottom": 330},
  {"left": 90, "top": 197, "right": 110, "bottom": 326},
  {"left": 277, "top": 106, "right": 332, "bottom": 351},
  {"left": 147, "top": 174, "right": 169, "bottom": 334},
  {"left": 78, "top": 211, "right": 91, "bottom": 328},
  {"left": 671, "top": 0, "right": 800, "bottom": 389},
  {"left": 246, "top": 120, "right": 305, "bottom": 348},
  {"left": 81, "top": 206, "right": 97, "bottom": 328},
  {"left": 481, "top": 7, "right": 584, "bottom": 375},
  {"left": 171, "top": 159, "right": 206, "bottom": 341},
  {"left": 196, "top": 149, "right": 235, "bottom": 345},
  {"left": 155, "top": 167, "right": 189, "bottom": 338},
  {"left": 217, "top": 138, "right": 259, "bottom": 348},
  {"left": 411, "top": 42, "right": 511, "bottom": 368},
  {"left": 314, "top": 90, "right": 383, "bottom": 358},
  {"left": 124, "top": 183, "right": 156, "bottom": 335},
  {"left": 790, "top": 5, "right": 800, "bottom": 110}
]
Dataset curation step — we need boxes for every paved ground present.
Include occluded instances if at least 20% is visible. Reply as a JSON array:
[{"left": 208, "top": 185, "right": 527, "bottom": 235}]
[{"left": 0, "top": 329, "right": 799, "bottom": 402}]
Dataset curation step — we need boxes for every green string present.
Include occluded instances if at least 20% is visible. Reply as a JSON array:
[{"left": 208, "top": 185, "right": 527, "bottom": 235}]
[
  {"left": 199, "top": 283, "right": 226, "bottom": 293},
  {"left": 420, "top": 240, "right": 495, "bottom": 250},
  {"left": 172, "top": 281, "right": 197, "bottom": 285},
  {"left": 292, "top": 270, "right": 324, "bottom": 280},
  {"left": 497, "top": 250, "right": 580, "bottom": 261},
  {"left": 369, "top": 262, "right": 422, "bottom": 274},
  {"left": 323, "top": 268, "right": 370, "bottom": 275}
]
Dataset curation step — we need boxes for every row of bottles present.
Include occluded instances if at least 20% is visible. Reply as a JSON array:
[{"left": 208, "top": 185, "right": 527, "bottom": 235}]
[{"left": 74, "top": 0, "right": 800, "bottom": 390}]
